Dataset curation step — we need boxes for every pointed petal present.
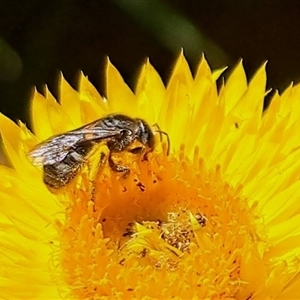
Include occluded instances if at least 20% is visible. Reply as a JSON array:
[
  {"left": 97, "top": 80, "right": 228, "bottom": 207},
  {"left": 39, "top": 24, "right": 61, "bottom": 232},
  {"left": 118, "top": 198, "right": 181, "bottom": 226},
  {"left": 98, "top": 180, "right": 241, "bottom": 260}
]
[
  {"left": 220, "top": 60, "right": 247, "bottom": 114},
  {"left": 231, "top": 62, "right": 267, "bottom": 121},
  {"left": 78, "top": 72, "right": 109, "bottom": 123},
  {"left": 59, "top": 73, "right": 82, "bottom": 127},
  {"left": 30, "top": 89, "right": 54, "bottom": 139},
  {"left": 135, "top": 59, "right": 166, "bottom": 123},
  {"left": 106, "top": 58, "right": 136, "bottom": 115},
  {"left": 160, "top": 51, "right": 193, "bottom": 148}
]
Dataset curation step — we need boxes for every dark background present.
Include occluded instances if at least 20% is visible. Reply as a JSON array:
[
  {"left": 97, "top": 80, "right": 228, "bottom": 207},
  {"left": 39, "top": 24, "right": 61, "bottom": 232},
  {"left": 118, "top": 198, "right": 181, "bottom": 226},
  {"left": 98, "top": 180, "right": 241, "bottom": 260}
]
[{"left": 1, "top": 0, "right": 300, "bottom": 124}]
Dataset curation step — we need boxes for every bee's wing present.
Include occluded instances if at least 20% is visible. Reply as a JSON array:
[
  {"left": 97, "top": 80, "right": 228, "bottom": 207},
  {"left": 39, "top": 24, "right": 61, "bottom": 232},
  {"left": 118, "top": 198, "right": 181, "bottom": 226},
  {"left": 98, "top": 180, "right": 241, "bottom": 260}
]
[{"left": 28, "top": 128, "right": 124, "bottom": 166}]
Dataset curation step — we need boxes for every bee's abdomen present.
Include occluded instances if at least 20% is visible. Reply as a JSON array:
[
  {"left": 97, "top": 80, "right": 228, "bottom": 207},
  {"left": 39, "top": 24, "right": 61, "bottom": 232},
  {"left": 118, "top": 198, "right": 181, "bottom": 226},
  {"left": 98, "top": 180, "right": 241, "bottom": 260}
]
[{"left": 43, "top": 150, "right": 86, "bottom": 189}]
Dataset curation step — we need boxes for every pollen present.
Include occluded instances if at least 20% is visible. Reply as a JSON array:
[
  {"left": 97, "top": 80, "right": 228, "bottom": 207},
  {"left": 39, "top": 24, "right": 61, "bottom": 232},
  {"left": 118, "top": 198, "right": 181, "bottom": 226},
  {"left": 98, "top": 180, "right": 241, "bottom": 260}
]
[{"left": 57, "top": 144, "right": 260, "bottom": 299}]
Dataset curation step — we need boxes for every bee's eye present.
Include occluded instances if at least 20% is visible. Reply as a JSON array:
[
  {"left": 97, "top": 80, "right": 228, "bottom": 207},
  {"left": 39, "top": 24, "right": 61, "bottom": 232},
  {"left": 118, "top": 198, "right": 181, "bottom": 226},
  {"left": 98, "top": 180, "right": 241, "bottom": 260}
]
[
  {"left": 75, "top": 146, "right": 88, "bottom": 155},
  {"left": 120, "top": 129, "right": 131, "bottom": 137}
]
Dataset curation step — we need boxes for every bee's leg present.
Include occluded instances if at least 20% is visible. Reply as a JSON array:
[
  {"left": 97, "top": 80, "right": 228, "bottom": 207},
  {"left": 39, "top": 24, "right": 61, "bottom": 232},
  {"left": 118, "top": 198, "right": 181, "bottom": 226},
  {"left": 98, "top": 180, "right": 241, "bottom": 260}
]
[
  {"left": 90, "top": 152, "right": 107, "bottom": 201},
  {"left": 108, "top": 152, "right": 130, "bottom": 176},
  {"left": 88, "top": 152, "right": 107, "bottom": 181},
  {"left": 128, "top": 146, "right": 151, "bottom": 162},
  {"left": 128, "top": 146, "right": 151, "bottom": 161},
  {"left": 128, "top": 146, "right": 144, "bottom": 155},
  {"left": 143, "top": 149, "right": 153, "bottom": 161},
  {"left": 84, "top": 147, "right": 109, "bottom": 202}
]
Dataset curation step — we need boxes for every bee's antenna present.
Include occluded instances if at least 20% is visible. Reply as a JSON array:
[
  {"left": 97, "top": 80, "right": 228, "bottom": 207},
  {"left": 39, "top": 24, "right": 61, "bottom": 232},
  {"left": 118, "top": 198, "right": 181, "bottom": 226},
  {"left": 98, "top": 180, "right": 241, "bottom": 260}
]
[
  {"left": 157, "top": 130, "right": 170, "bottom": 155},
  {"left": 152, "top": 123, "right": 170, "bottom": 156}
]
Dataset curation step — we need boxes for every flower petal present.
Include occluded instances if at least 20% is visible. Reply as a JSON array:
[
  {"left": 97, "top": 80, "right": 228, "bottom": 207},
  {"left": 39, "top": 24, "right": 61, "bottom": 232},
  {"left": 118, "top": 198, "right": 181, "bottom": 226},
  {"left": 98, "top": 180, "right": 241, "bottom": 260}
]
[
  {"left": 59, "top": 73, "right": 83, "bottom": 127},
  {"left": 220, "top": 60, "right": 248, "bottom": 114},
  {"left": 159, "top": 51, "right": 193, "bottom": 149},
  {"left": 0, "top": 168, "right": 63, "bottom": 299},
  {"left": 78, "top": 72, "right": 109, "bottom": 123},
  {"left": 135, "top": 59, "right": 166, "bottom": 124},
  {"left": 106, "top": 58, "right": 136, "bottom": 115}
]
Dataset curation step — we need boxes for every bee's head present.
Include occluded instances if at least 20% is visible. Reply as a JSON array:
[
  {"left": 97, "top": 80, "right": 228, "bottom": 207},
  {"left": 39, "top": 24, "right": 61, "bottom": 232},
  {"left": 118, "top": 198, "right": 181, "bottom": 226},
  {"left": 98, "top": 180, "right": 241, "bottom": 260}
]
[{"left": 136, "top": 119, "right": 156, "bottom": 150}]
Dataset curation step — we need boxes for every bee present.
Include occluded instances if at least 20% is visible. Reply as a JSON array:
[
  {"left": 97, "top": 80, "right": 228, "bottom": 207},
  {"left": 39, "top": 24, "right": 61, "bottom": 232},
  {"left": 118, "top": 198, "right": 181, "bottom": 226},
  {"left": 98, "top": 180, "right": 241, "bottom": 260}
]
[{"left": 28, "top": 114, "right": 169, "bottom": 189}]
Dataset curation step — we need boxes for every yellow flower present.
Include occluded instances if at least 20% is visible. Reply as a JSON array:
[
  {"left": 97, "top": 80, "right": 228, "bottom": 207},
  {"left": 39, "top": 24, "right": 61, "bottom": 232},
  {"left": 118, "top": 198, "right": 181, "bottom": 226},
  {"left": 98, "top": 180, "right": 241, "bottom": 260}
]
[{"left": 1, "top": 52, "right": 300, "bottom": 299}]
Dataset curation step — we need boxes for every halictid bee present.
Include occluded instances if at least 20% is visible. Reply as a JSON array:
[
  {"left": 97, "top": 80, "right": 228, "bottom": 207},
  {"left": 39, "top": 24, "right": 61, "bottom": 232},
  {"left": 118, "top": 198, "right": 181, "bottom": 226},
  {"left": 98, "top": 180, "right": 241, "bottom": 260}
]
[{"left": 28, "top": 114, "right": 169, "bottom": 189}]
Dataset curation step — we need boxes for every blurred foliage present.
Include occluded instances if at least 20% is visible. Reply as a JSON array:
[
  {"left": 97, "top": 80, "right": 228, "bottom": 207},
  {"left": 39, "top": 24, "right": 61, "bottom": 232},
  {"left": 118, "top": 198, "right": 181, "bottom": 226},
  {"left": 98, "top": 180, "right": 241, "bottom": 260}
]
[
  {"left": 0, "top": 0, "right": 300, "bottom": 124},
  {"left": 114, "top": 0, "right": 228, "bottom": 66},
  {"left": 0, "top": 36, "right": 22, "bottom": 82}
]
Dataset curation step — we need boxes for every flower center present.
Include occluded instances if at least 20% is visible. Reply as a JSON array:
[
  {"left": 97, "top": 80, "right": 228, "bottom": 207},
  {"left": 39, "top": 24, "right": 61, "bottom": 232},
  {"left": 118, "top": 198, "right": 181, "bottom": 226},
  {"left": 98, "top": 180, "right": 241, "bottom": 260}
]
[{"left": 57, "top": 146, "right": 260, "bottom": 299}]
